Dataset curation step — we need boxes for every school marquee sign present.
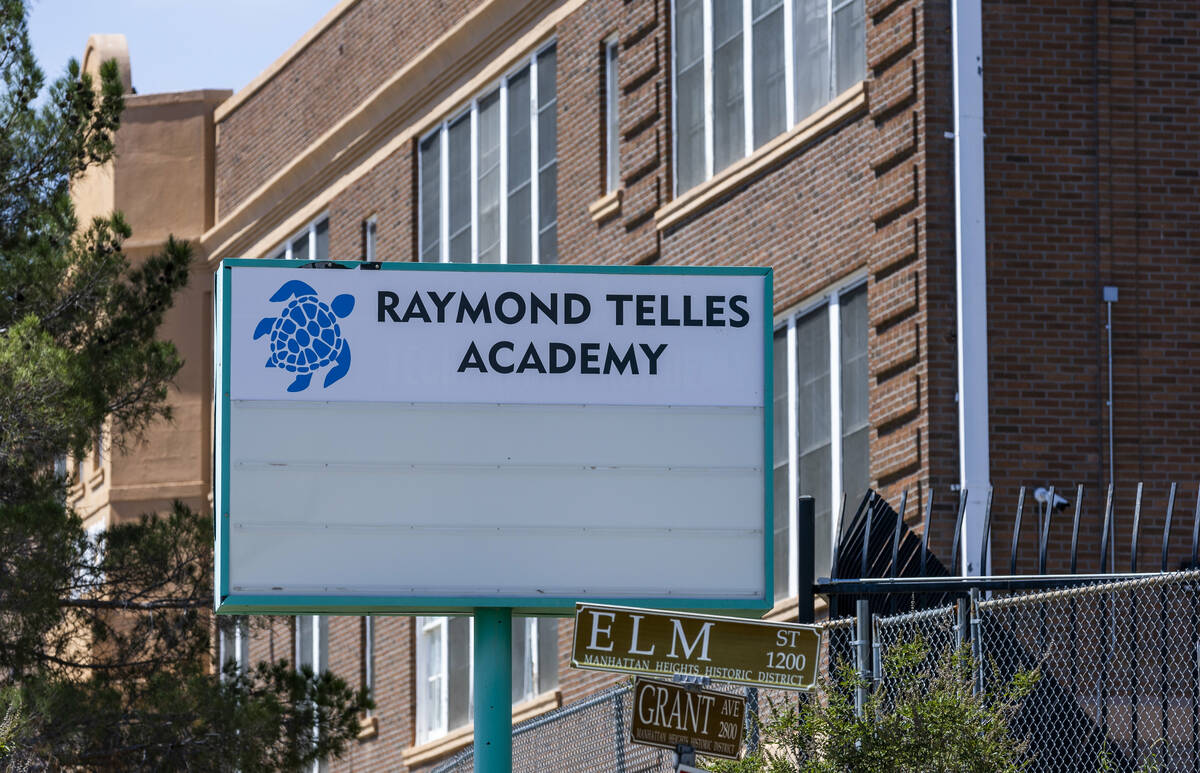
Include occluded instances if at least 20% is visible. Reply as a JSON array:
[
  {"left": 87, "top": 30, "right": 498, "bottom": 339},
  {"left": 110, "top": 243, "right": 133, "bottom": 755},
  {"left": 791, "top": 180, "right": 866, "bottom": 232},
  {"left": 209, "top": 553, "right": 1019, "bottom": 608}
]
[{"left": 215, "top": 260, "right": 773, "bottom": 615}]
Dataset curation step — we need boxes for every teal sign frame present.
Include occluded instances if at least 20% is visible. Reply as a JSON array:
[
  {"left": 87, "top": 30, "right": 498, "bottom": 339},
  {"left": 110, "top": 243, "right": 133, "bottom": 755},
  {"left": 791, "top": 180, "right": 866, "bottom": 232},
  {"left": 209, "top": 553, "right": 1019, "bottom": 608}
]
[{"left": 214, "top": 259, "right": 773, "bottom": 616}]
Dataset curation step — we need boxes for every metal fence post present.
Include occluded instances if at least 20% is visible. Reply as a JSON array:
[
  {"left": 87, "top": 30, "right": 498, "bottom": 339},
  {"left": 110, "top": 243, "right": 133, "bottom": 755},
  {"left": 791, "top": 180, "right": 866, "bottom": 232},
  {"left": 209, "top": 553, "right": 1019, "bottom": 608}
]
[
  {"left": 956, "top": 596, "right": 968, "bottom": 648},
  {"left": 854, "top": 599, "right": 871, "bottom": 717},
  {"left": 969, "top": 587, "right": 983, "bottom": 695},
  {"left": 612, "top": 689, "right": 627, "bottom": 773},
  {"left": 798, "top": 496, "right": 815, "bottom": 625},
  {"left": 871, "top": 614, "right": 882, "bottom": 688},
  {"left": 745, "top": 687, "right": 759, "bottom": 756},
  {"left": 796, "top": 495, "right": 815, "bottom": 763}
]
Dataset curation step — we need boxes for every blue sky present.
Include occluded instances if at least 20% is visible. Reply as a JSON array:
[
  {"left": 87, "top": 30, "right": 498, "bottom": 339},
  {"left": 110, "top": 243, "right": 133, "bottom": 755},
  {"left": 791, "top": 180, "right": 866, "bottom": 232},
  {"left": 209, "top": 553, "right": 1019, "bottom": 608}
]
[{"left": 28, "top": 0, "right": 337, "bottom": 96}]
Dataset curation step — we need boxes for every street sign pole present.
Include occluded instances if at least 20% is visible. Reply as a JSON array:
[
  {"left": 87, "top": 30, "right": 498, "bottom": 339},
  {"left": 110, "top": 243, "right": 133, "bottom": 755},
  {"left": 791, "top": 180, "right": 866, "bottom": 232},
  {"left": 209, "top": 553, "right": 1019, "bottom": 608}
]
[{"left": 474, "top": 608, "right": 512, "bottom": 773}]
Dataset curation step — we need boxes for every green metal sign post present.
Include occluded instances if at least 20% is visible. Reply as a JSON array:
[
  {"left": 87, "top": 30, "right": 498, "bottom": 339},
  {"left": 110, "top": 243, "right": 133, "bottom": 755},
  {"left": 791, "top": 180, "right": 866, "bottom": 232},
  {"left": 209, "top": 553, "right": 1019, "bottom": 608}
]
[{"left": 474, "top": 608, "right": 513, "bottom": 772}]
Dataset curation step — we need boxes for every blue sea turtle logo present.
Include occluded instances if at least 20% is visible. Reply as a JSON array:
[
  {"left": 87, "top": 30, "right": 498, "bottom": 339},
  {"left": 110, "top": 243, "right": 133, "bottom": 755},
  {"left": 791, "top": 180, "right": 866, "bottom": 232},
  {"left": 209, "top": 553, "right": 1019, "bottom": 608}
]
[{"left": 254, "top": 280, "right": 354, "bottom": 392}]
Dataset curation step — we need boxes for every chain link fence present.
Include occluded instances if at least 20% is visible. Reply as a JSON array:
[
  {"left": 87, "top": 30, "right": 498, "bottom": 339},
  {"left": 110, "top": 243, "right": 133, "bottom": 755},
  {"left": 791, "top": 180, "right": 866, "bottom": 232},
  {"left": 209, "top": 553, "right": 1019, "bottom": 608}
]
[
  {"left": 433, "top": 571, "right": 1200, "bottom": 771},
  {"left": 860, "top": 570, "right": 1200, "bottom": 772},
  {"left": 431, "top": 617, "right": 857, "bottom": 773},
  {"left": 978, "top": 570, "right": 1200, "bottom": 772}
]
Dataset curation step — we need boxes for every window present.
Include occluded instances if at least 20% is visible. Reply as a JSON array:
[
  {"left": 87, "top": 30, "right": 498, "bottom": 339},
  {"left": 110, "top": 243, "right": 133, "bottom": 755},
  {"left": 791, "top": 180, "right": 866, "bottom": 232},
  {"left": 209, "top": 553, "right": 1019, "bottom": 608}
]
[
  {"left": 773, "top": 281, "right": 868, "bottom": 600},
  {"left": 416, "top": 616, "right": 471, "bottom": 743},
  {"left": 219, "top": 616, "right": 248, "bottom": 678},
  {"left": 415, "top": 616, "right": 558, "bottom": 744},
  {"left": 268, "top": 216, "right": 330, "bottom": 261},
  {"left": 672, "top": 0, "right": 866, "bottom": 192},
  {"left": 362, "top": 216, "right": 377, "bottom": 262},
  {"left": 604, "top": 38, "right": 620, "bottom": 193},
  {"left": 419, "top": 44, "right": 557, "bottom": 264},
  {"left": 295, "top": 615, "right": 330, "bottom": 772},
  {"left": 72, "top": 520, "right": 106, "bottom": 599},
  {"left": 361, "top": 616, "right": 375, "bottom": 714},
  {"left": 295, "top": 615, "right": 328, "bottom": 674}
]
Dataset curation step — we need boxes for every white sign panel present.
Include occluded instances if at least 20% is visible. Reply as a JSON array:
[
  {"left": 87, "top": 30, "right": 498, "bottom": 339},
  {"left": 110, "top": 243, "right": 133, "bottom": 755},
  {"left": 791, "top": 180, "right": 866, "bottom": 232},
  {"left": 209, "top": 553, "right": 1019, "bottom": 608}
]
[{"left": 215, "top": 261, "right": 772, "bottom": 614}]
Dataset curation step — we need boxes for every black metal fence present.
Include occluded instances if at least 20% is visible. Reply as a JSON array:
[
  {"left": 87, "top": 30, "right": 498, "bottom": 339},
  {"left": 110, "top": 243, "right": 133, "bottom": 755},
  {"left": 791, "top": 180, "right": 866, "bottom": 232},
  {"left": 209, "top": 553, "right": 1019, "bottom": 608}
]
[
  {"left": 432, "top": 486, "right": 1200, "bottom": 771},
  {"left": 818, "top": 485, "right": 1200, "bottom": 772}
]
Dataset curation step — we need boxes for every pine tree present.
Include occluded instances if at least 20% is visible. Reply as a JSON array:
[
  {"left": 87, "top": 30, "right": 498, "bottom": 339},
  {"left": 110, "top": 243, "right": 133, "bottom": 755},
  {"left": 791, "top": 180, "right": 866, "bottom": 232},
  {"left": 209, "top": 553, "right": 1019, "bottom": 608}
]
[{"left": 0, "top": 1, "right": 369, "bottom": 767}]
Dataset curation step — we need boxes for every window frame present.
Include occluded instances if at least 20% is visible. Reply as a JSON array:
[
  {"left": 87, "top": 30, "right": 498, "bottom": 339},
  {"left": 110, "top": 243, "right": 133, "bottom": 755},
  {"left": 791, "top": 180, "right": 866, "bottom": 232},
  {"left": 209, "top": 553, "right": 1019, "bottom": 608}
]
[
  {"left": 415, "top": 616, "right": 453, "bottom": 743},
  {"left": 218, "top": 616, "right": 247, "bottom": 678},
  {"left": 669, "top": 0, "right": 865, "bottom": 195},
  {"left": 417, "top": 41, "right": 557, "bottom": 265},
  {"left": 268, "top": 213, "right": 331, "bottom": 261},
  {"left": 414, "top": 615, "right": 556, "bottom": 744},
  {"left": 603, "top": 37, "right": 620, "bottom": 194},
  {"left": 362, "top": 215, "right": 377, "bottom": 262},
  {"left": 774, "top": 275, "right": 868, "bottom": 600},
  {"left": 361, "top": 616, "right": 375, "bottom": 714}
]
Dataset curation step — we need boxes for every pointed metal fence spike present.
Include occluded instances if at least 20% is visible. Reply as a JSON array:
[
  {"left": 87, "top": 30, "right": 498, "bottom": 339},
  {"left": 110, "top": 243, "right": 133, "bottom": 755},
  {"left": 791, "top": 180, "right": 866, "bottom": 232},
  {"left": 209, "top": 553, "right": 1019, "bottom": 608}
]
[
  {"left": 1100, "top": 482, "right": 1115, "bottom": 572},
  {"left": 951, "top": 488, "right": 968, "bottom": 576},
  {"left": 1130, "top": 481, "right": 1144, "bottom": 573},
  {"left": 1162, "top": 482, "right": 1177, "bottom": 573},
  {"left": 979, "top": 485, "right": 994, "bottom": 576},
  {"left": 1039, "top": 486, "right": 1054, "bottom": 574},
  {"left": 860, "top": 491, "right": 873, "bottom": 579},
  {"left": 829, "top": 491, "right": 849, "bottom": 582},
  {"left": 891, "top": 489, "right": 908, "bottom": 579},
  {"left": 1069, "top": 484, "right": 1084, "bottom": 574},
  {"left": 1011, "top": 486, "right": 1026, "bottom": 575},
  {"left": 920, "top": 489, "right": 934, "bottom": 578}
]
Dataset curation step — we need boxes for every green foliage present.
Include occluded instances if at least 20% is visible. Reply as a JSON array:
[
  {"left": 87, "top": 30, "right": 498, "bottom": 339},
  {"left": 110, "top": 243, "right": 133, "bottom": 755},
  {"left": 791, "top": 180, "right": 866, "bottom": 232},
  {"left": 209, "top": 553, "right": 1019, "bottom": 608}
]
[
  {"left": 705, "top": 637, "right": 1039, "bottom": 773},
  {"left": 0, "top": 1, "right": 371, "bottom": 768},
  {"left": 11, "top": 658, "right": 369, "bottom": 771}
]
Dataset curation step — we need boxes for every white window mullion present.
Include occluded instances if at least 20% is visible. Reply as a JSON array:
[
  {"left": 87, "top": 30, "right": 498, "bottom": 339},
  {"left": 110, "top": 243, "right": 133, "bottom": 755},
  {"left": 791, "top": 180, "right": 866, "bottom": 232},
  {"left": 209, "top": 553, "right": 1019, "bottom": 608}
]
[
  {"left": 241, "top": 618, "right": 248, "bottom": 670},
  {"left": 605, "top": 39, "right": 620, "bottom": 193},
  {"left": 311, "top": 615, "right": 320, "bottom": 672},
  {"left": 470, "top": 102, "right": 479, "bottom": 263},
  {"left": 827, "top": 293, "right": 843, "bottom": 555},
  {"left": 827, "top": 0, "right": 835, "bottom": 101},
  {"left": 742, "top": 0, "right": 754, "bottom": 158},
  {"left": 467, "top": 617, "right": 475, "bottom": 718},
  {"left": 783, "top": 0, "right": 795, "bottom": 126},
  {"left": 440, "top": 125, "right": 450, "bottom": 263},
  {"left": 529, "top": 52, "right": 540, "bottom": 265},
  {"left": 440, "top": 618, "right": 449, "bottom": 733},
  {"left": 499, "top": 81, "right": 509, "bottom": 264},
  {"left": 670, "top": 0, "right": 679, "bottom": 197},
  {"left": 786, "top": 318, "right": 799, "bottom": 597},
  {"left": 530, "top": 617, "right": 538, "bottom": 696},
  {"left": 702, "top": 0, "right": 715, "bottom": 180}
]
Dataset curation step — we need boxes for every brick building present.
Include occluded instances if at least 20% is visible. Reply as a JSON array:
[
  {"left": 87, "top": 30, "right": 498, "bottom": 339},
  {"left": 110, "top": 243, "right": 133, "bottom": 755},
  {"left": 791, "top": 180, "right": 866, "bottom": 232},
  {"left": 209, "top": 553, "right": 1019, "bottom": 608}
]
[{"left": 72, "top": 0, "right": 1199, "bottom": 768}]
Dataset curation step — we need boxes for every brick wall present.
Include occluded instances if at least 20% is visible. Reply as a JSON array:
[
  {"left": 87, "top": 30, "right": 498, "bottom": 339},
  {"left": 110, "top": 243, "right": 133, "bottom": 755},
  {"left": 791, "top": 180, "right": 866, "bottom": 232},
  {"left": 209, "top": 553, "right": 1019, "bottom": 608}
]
[
  {"left": 982, "top": 0, "right": 1200, "bottom": 574},
  {"left": 213, "top": 0, "right": 1200, "bottom": 768},
  {"left": 243, "top": 615, "right": 415, "bottom": 769},
  {"left": 215, "top": 0, "right": 482, "bottom": 217}
]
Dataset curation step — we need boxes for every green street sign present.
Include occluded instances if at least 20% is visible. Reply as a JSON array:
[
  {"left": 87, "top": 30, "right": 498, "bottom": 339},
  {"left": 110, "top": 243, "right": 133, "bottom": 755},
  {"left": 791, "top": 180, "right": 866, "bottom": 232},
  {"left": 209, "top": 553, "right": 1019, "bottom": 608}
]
[
  {"left": 572, "top": 603, "right": 821, "bottom": 691},
  {"left": 630, "top": 678, "right": 745, "bottom": 759}
]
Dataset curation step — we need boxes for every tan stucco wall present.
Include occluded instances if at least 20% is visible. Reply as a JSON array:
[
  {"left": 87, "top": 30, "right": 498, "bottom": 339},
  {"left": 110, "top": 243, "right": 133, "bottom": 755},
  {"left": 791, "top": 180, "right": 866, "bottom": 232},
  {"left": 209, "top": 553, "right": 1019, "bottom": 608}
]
[{"left": 70, "top": 78, "right": 231, "bottom": 528}]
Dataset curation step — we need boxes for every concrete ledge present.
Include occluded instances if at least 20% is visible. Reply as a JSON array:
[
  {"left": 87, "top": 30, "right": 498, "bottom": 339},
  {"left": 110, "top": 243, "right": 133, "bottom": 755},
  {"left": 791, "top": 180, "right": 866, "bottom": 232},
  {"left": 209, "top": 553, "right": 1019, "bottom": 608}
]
[
  {"left": 655, "top": 81, "right": 869, "bottom": 232},
  {"left": 588, "top": 189, "right": 622, "bottom": 223},
  {"left": 203, "top": 0, "right": 585, "bottom": 264},
  {"left": 763, "top": 593, "right": 829, "bottom": 622},
  {"left": 356, "top": 714, "right": 378, "bottom": 741},
  {"left": 400, "top": 689, "right": 562, "bottom": 767}
]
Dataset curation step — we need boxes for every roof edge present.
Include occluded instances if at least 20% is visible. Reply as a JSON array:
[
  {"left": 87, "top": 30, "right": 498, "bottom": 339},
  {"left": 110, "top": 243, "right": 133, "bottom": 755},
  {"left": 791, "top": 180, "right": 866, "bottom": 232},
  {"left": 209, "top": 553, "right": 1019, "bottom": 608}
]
[
  {"left": 127, "top": 89, "right": 233, "bottom": 108},
  {"left": 214, "top": 0, "right": 361, "bottom": 124}
]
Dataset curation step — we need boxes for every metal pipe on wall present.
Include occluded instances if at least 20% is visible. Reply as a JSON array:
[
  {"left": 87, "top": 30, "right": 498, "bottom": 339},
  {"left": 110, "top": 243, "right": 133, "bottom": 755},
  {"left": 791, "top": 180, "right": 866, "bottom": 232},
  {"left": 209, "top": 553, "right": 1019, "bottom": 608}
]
[{"left": 953, "top": 0, "right": 991, "bottom": 577}]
